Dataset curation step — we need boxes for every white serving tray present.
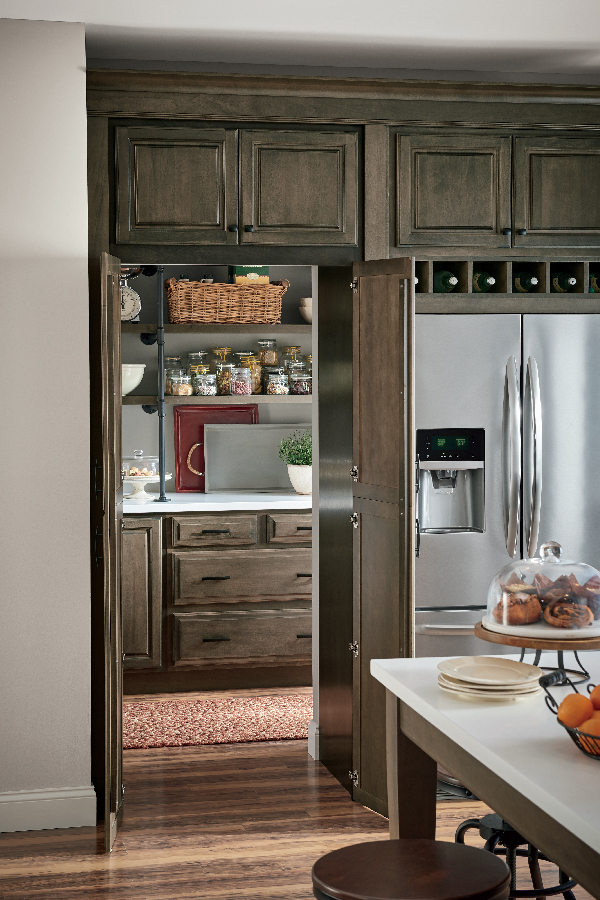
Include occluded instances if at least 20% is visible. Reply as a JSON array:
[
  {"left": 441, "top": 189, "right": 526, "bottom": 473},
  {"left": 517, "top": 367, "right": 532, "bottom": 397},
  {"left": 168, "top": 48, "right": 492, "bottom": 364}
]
[
  {"left": 482, "top": 614, "right": 600, "bottom": 640},
  {"left": 203, "top": 424, "right": 311, "bottom": 493}
]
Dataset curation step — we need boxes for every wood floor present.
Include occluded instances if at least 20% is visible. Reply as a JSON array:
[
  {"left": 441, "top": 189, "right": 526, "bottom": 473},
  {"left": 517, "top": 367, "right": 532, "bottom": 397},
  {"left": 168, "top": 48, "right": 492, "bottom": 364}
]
[{"left": 0, "top": 736, "right": 594, "bottom": 899}]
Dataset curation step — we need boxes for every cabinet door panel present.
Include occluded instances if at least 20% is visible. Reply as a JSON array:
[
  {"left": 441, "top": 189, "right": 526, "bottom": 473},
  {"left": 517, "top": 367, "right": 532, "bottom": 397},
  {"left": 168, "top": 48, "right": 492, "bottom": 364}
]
[
  {"left": 396, "top": 133, "right": 511, "bottom": 247},
  {"left": 240, "top": 129, "right": 358, "bottom": 245},
  {"left": 172, "top": 609, "right": 312, "bottom": 666},
  {"left": 115, "top": 126, "right": 238, "bottom": 245},
  {"left": 122, "top": 517, "right": 162, "bottom": 669},
  {"left": 514, "top": 137, "right": 600, "bottom": 247}
]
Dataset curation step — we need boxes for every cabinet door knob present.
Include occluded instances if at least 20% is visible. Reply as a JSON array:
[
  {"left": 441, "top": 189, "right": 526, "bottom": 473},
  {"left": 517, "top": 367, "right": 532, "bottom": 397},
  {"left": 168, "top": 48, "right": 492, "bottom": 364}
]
[
  {"left": 228, "top": 225, "right": 238, "bottom": 232},
  {"left": 244, "top": 225, "right": 255, "bottom": 232},
  {"left": 517, "top": 228, "right": 527, "bottom": 235},
  {"left": 502, "top": 228, "right": 512, "bottom": 235}
]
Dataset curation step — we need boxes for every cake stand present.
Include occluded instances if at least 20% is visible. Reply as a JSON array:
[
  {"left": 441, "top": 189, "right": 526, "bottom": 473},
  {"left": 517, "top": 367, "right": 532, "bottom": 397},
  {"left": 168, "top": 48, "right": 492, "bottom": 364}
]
[
  {"left": 123, "top": 473, "right": 172, "bottom": 503},
  {"left": 475, "top": 620, "right": 600, "bottom": 683}
]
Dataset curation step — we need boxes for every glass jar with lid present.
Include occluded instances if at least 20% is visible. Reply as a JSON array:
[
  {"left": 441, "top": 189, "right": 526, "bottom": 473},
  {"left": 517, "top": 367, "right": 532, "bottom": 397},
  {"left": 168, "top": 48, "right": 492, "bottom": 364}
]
[
  {"left": 287, "top": 359, "right": 306, "bottom": 387},
  {"left": 211, "top": 347, "right": 233, "bottom": 374},
  {"left": 230, "top": 367, "right": 252, "bottom": 395},
  {"left": 485, "top": 541, "right": 600, "bottom": 636},
  {"left": 187, "top": 351, "right": 209, "bottom": 376},
  {"left": 122, "top": 449, "right": 159, "bottom": 479},
  {"left": 170, "top": 374, "right": 193, "bottom": 396},
  {"left": 261, "top": 365, "right": 284, "bottom": 393},
  {"left": 304, "top": 354, "right": 313, "bottom": 377},
  {"left": 257, "top": 339, "right": 278, "bottom": 366},
  {"left": 267, "top": 373, "right": 289, "bottom": 395},
  {"left": 290, "top": 372, "right": 312, "bottom": 395},
  {"left": 192, "top": 366, "right": 217, "bottom": 396},
  {"left": 164, "top": 356, "right": 183, "bottom": 395},
  {"left": 282, "top": 346, "right": 302, "bottom": 374},
  {"left": 237, "top": 353, "right": 262, "bottom": 394},
  {"left": 213, "top": 348, "right": 234, "bottom": 394}
]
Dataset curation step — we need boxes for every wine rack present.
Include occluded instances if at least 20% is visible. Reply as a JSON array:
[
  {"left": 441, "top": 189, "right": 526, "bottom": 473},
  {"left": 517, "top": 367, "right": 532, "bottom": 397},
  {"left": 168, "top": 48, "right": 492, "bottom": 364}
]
[{"left": 415, "top": 259, "right": 593, "bottom": 295}]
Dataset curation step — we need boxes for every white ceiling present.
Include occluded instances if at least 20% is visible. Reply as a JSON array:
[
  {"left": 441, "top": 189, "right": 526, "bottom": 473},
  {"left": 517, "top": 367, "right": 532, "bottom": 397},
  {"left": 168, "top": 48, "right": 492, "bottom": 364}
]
[{"left": 3, "top": 0, "right": 600, "bottom": 76}]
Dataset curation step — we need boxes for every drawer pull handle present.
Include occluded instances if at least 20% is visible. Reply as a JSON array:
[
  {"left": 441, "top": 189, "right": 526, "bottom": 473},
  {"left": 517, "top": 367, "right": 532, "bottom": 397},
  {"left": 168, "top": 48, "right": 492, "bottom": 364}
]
[
  {"left": 201, "top": 529, "right": 231, "bottom": 534},
  {"left": 203, "top": 637, "right": 231, "bottom": 642},
  {"left": 202, "top": 575, "right": 231, "bottom": 581},
  {"left": 296, "top": 573, "right": 312, "bottom": 578},
  {"left": 296, "top": 634, "right": 312, "bottom": 639},
  {"left": 296, "top": 526, "right": 312, "bottom": 531}
]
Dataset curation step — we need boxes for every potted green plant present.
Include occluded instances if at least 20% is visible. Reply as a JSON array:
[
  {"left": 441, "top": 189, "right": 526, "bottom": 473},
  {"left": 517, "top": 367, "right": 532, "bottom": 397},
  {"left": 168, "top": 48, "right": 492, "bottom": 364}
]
[{"left": 279, "top": 429, "right": 312, "bottom": 494}]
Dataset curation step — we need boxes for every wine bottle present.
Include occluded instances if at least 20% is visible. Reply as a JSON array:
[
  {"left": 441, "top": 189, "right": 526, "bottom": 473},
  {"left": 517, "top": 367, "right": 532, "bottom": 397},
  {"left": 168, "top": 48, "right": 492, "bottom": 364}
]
[
  {"left": 551, "top": 271, "right": 577, "bottom": 293},
  {"left": 513, "top": 272, "right": 539, "bottom": 293},
  {"left": 433, "top": 270, "right": 458, "bottom": 293},
  {"left": 472, "top": 270, "right": 496, "bottom": 293},
  {"left": 590, "top": 272, "right": 600, "bottom": 293}
]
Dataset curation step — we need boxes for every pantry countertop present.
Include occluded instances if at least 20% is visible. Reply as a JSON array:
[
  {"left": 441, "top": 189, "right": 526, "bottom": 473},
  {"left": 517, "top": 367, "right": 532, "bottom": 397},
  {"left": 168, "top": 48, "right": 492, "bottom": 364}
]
[{"left": 123, "top": 491, "right": 312, "bottom": 513}]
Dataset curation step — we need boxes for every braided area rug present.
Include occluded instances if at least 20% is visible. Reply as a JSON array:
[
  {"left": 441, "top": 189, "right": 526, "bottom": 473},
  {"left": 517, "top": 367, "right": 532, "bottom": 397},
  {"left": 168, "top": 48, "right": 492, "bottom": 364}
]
[{"left": 123, "top": 694, "right": 313, "bottom": 749}]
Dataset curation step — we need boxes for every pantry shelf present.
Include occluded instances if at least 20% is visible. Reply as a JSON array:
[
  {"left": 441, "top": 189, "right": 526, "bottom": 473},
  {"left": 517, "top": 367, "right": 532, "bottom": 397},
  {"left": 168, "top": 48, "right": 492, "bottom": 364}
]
[
  {"left": 122, "top": 323, "right": 311, "bottom": 334},
  {"left": 123, "top": 394, "right": 312, "bottom": 405}
]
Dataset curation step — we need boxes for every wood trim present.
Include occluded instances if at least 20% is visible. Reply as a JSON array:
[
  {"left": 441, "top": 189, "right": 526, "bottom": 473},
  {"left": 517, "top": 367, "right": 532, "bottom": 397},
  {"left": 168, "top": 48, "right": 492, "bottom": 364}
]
[
  {"left": 416, "top": 295, "right": 600, "bottom": 314},
  {"left": 364, "top": 125, "right": 389, "bottom": 260},
  {"left": 386, "top": 691, "right": 436, "bottom": 839},
  {"left": 170, "top": 654, "right": 311, "bottom": 669}
]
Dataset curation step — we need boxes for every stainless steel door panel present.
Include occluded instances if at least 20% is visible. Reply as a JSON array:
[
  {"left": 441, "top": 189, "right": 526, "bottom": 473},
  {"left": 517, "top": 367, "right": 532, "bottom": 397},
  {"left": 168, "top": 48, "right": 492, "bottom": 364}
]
[
  {"left": 523, "top": 316, "right": 600, "bottom": 571},
  {"left": 415, "top": 315, "right": 521, "bottom": 609},
  {"left": 414, "top": 608, "right": 514, "bottom": 658}
]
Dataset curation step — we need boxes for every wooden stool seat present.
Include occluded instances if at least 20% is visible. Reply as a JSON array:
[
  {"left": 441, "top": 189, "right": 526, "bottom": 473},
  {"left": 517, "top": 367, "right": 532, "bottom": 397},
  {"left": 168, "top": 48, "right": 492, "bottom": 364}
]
[{"left": 312, "top": 839, "right": 511, "bottom": 900}]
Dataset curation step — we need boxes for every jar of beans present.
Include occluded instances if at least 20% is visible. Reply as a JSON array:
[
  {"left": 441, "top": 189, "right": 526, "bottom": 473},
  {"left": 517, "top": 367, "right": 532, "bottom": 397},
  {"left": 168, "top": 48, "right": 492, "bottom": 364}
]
[
  {"left": 267, "top": 373, "right": 289, "bottom": 395},
  {"left": 290, "top": 373, "right": 312, "bottom": 395},
  {"left": 193, "top": 367, "right": 217, "bottom": 396},
  {"left": 170, "top": 374, "right": 193, "bottom": 396},
  {"left": 231, "top": 367, "right": 252, "bottom": 395},
  {"left": 257, "top": 339, "right": 278, "bottom": 366}
]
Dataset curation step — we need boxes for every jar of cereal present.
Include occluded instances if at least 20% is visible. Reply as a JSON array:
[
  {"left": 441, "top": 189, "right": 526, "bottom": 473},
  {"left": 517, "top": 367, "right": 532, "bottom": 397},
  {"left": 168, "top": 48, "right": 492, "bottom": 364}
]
[{"left": 267, "top": 373, "right": 289, "bottom": 395}]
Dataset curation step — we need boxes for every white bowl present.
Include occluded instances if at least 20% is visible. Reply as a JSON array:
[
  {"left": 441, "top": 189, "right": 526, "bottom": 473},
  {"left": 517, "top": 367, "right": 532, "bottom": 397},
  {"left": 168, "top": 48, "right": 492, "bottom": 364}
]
[
  {"left": 299, "top": 307, "right": 312, "bottom": 323},
  {"left": 122, "top": 364, "right": 146, "bottom": 396},
  {"left": 299, "top": 298, "right": 313, "bottom": 307}
]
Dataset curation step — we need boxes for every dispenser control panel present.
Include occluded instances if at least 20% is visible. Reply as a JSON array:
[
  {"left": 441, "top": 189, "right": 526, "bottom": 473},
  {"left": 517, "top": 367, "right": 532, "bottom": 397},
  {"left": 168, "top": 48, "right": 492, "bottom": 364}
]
[{"left": 417, "top": 428, "right": 484, "bottom": 463}]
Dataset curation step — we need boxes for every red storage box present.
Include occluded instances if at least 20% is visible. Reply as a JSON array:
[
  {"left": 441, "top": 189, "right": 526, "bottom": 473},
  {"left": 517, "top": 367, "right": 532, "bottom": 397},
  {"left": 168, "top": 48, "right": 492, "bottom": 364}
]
[{"left": 174, "top": 405, "right": 259, "bottom": 492}]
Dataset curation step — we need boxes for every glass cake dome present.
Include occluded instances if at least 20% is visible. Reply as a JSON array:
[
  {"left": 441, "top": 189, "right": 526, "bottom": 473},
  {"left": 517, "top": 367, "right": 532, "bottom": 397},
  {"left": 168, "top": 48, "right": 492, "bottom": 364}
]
[{"left": 484, "top": 541, "right": 600, "bottom": 638}]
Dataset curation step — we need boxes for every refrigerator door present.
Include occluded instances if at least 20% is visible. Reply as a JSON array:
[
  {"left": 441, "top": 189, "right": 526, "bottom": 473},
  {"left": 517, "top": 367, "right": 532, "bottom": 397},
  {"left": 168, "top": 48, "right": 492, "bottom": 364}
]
[
  {"left": 415, "top": 315, "right": 521, "bottom": 610},
  {"left": 523, "top": 316, "right": 600, "bottom": 571},
  {"left": 415, "top": 608, "right": 514, "bottom": 658}
]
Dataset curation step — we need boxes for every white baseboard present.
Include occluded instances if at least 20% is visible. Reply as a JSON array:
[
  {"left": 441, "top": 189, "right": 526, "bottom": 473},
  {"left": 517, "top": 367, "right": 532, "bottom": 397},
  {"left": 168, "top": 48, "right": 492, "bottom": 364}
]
[
  {"left": 308, "top": 719, "right": 320, "bottom": 760},
  {"left": 0, "top": 785, "right": 96, "bottom": 833}
]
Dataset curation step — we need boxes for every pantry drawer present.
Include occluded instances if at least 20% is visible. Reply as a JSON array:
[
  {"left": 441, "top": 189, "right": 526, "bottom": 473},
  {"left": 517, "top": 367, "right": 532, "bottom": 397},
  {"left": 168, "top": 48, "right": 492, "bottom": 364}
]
[
  {"left": 170, "top": 515, "right": 258, "bottom": 548},
  {"left": 172, "top": 609, "right": 312, "bottom": 666},
  {"left": 267, "top": 514, "right": 313, "bottom": 543},
  {"left": 171, "top": 548, "right": 312, "bottom": 603}
]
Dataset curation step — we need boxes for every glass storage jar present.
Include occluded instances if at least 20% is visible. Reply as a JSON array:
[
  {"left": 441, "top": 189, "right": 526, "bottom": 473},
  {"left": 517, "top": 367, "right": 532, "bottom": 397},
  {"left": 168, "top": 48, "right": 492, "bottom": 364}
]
[
  {"left": 211, "top": 347, "right": 233, "bottom": 375},
  {"left": 213, "top": 348, "right": 234, "bottom": 394},
  {"left": 304, "top": 354, "right": 313, "bottom": 377},
  {"left": 282, "top": 346, "right": 302, "bottom": 374},
  {"left": 164, "top": 356, "right": 183, "bottom": 395},
  {"left": 290, "top": 372, "right": 312, "bottom": 395},
  {"left": 170, "top": 374, "right": 193, "bottom": 396},
  {"left": 257, "top": 339, "right": 278, "bottom": 366},
  {"left": 485, "top": 541, "right": 600, "bottom": 636},
  {"left": 187, "top": 351, "right": 209, "bottom": 375},
  {"left": 287, "top": 359, "right": 306, "bottom": 387},
  {"left": 237, "top": 353, "right": 262, "bottom": 394},
  {"left": 192, "top": 366, "right": 217, "bottom": 396},
  {"left": 267, "top": 373, "right": 289, "bottom": 395},
  {"left": 230, "top": 367, "right": 252, "bottom": 395},
  {"left": 122, "top": 450, "right": 159, "bottom": 479}
]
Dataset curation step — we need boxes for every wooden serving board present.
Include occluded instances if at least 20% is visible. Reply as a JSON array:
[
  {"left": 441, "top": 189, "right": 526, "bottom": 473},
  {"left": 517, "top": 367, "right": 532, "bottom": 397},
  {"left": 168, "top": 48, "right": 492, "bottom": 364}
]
[{"left": 474, "top": 621, "right": 600, "bottom": 651}]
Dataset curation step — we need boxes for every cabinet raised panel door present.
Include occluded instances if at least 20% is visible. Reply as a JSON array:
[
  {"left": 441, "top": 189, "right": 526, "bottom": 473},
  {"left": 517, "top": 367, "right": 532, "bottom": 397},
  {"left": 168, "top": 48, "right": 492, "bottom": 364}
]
[
  {"left": 513, "top": 137, "right": 600, "bottom": 248},
  {"left": 240, "top": 130, "right": 358, "bottom": 245},
  {"left": 115, "top": 126, "right": 238, "bottom": 245},
  {"left": 395, "top": 133, "right": 511, "bottom": 248},
  {"left": 122, "top": 517, "right": 162, "bottom": 668}
]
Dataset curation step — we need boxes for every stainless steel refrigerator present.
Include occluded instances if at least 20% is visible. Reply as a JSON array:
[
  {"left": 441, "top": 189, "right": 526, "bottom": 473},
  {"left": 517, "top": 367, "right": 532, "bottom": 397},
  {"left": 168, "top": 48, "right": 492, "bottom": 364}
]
[{"left": 414, "top": 314, "right": 600, "bottom": 659}]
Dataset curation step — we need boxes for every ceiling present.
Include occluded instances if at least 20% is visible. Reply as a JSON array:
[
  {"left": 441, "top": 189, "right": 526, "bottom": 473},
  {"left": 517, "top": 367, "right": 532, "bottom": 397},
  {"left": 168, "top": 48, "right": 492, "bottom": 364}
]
[{"left": 3, "top": 0, "right": 600, "bottom": 78}]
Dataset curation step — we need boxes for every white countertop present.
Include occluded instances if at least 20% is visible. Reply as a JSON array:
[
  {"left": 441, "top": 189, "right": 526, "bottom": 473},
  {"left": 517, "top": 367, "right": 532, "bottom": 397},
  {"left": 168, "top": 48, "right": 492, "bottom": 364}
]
[
  {"left": 371, "top": 653, "right": 600, "bottom": 859},
  {"left": 123, "top": 491, "right": 312, "bottom": 513}
]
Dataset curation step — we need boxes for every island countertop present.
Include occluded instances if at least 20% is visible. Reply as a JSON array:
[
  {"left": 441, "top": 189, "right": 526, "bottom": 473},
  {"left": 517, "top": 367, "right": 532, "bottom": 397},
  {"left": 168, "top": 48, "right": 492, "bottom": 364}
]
[{"left": 123, "top": 491, "right": 312, "bottom": 514}]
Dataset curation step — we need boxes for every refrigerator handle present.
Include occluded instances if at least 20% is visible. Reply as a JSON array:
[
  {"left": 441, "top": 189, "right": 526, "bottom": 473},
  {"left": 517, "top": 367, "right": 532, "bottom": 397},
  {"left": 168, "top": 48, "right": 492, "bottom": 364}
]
[
  {"left": 524, "top": 356, "right": 543, "bottom": 557},
  {"left": 502, "top": 356, "right": 521, "bottom": 558}
]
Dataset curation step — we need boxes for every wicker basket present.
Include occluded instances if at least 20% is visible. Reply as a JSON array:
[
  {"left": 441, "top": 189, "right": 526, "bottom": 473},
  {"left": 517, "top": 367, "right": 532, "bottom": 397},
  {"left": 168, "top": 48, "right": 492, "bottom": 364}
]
[{"left": 165, "top": 278, "right": 289, "bottom": 325}]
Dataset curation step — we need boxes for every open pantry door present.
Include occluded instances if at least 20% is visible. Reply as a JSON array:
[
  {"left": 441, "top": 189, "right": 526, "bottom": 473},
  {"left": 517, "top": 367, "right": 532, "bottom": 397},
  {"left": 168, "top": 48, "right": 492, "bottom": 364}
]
[{"left": 92, "top": 252, "right": 124, "bottom": 851}]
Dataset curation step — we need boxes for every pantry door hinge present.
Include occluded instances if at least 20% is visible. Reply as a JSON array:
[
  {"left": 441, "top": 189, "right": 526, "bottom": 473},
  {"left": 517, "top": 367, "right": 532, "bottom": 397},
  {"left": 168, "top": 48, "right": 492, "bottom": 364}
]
[
  {"left": 349, "top": 769, "right": 359, "bottom": 787},
  {"left": 350, "top": 513, "right": 359, "bottom": 528},
  {"left": 349, "top": 641, "right": 359, "bottom": 658},
  {"left": 350, "top": 465, "right": 359, "bottom": 482},
  {"left": 351, "top": 278, "right": 358, "bottom": 293}
]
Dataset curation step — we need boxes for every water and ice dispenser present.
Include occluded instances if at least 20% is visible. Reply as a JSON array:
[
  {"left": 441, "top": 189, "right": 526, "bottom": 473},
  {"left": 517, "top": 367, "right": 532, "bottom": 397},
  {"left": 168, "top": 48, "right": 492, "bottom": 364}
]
[{"left": 417, "top": 428, "right": 485, "bottom": 534}]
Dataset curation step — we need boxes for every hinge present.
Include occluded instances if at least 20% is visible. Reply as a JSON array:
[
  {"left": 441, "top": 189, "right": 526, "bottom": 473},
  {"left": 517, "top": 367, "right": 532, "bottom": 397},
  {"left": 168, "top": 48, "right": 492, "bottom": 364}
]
[
  {"left": 349, "top": 769, "right": 359, "bottom": 787},
  {"left": 350, "top": 513, "right": 359, "bottom": 528},
  {"left": 349, "top": 641, "right": 359, "bottom": 658},
  {"left": 351, "top": 278, "right": 358, "bottom": 293},
  {"left": 350, "top": 465, "right": 359, "bottom": 482}
]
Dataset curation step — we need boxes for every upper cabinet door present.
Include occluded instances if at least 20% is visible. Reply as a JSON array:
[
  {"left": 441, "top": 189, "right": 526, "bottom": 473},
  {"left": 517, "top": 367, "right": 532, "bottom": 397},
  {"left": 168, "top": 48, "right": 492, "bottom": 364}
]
[
  {"left": 239, "top": 129, "right": 358, "bottom": 245},
  {"left": 395, "top": 133, "right": 511, "bottom": 248},
  {"left": 115, "top": 126, "right": 238, "bottom": 245},
  {"left": 513, "top": 137, "right": 600, "bottom": 248}
]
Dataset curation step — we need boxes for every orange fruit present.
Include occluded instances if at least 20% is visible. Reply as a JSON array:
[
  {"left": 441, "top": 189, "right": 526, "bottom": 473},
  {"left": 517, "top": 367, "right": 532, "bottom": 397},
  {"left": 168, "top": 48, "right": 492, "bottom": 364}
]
[
  {"left": 557, "top": 693, "right": 594, "bottom": 728},
  {"left": 578, "top": 718, "right": 600, "bottom": 737},
  {"left": 592, "top": 710, "right": 600, "bottom": 720},
  {"left": 577, "top": 717, "right": 600, "bottom": 756},
  {"left": 589, "top": 684, "right": 600, "bottom": 710}
]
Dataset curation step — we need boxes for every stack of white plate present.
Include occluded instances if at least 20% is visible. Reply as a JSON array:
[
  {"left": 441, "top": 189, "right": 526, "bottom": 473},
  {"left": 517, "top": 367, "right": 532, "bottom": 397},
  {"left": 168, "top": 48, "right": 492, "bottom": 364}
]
[{"left": 437, "top": 656, "right": 544, "bottom": 702}]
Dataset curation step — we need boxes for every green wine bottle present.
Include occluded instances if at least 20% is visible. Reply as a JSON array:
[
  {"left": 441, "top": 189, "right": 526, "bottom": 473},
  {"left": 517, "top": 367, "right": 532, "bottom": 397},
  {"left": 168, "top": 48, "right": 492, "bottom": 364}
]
[
  {"left": 513, "top": 272, "right": 539, "bottom": 293},
  {"left": 551, "top": 271, "right": 577, "bottom": 293},
  {"left": 433, "top": 270, "right": 458, "bottom": 293},
  {"left": 590, "top": 272, "right": 600, "bottom": 293},
  {"left": 472, "top": 270, "right": 496, "bottom": 293}
]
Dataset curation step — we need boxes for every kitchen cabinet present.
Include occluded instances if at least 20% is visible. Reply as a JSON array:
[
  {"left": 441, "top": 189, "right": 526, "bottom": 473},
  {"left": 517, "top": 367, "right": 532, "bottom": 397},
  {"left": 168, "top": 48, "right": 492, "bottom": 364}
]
[
  {"left": 115, "top": 124, "right": 358, "bottom": 248},
  {"left": 121, "top": 516, "right": 162, "bottom": 668}
]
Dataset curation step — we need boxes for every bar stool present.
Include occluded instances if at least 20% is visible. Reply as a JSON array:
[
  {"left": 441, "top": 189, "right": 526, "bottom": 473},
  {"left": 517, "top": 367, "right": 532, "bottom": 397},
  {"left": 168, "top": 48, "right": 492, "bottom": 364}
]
[
  {"left": 312, "top": 838, "right": 511, "bottom": 900},
  {"left": 456, "top": 814, "right": 577, "bottom": 900}
]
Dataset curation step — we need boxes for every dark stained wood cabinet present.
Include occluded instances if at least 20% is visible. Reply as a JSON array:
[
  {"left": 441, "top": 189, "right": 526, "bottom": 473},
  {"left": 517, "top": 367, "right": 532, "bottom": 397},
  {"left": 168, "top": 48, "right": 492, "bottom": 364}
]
[
  {"left": 395, "top": 133, "right": 512, "bottom": 249},
  {"left": 513, "top": 136, "right": 600, "bottom": 248},
  {"left": 122, "top": 517, "right": 162, "bottom": 669}
]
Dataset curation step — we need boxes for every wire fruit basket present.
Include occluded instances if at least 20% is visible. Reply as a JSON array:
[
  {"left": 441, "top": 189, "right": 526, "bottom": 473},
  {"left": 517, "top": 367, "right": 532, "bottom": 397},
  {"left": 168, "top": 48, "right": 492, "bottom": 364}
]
[{"left": 541, "top": 671, "right": 600, "bottom": 759}]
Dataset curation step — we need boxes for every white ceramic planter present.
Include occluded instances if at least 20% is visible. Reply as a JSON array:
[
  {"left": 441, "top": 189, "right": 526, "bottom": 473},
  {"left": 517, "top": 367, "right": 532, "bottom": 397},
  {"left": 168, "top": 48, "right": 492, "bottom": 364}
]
[{"left": 287, "top": 464, "right": 312, "bottom": 494}]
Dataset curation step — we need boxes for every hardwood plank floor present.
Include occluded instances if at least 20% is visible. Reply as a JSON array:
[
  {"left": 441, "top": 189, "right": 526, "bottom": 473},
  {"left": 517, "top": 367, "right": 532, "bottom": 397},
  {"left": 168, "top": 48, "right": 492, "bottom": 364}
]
[{"left": 0, "top": 739, "right": 594, "bottom": 899}]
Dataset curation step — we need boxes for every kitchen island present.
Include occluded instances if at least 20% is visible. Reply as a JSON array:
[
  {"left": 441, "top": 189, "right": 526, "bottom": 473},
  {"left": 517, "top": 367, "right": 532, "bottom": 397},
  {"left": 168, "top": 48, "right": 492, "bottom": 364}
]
[{"left": 371, "top": 654, "right": 600, "bottom": 900}]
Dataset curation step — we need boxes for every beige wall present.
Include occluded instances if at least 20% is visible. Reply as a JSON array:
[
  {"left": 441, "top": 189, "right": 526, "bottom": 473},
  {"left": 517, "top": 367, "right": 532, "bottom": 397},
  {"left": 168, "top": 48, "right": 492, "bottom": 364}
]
[{"left": 0, "top": 18, "right": 95, "bottom": 830}]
